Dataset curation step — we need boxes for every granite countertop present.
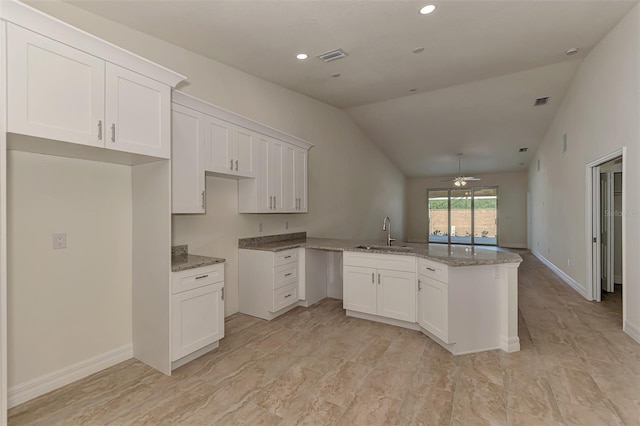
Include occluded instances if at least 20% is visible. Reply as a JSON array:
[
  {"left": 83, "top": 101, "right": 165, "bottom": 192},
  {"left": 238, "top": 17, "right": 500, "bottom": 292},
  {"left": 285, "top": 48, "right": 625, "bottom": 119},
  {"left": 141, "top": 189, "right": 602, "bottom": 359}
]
[
  {"left": 171, "top": 245, "right": 225, "bottom": 272},
  {"left": 238, "top": 234, "right": 522, "bottom": 267}
]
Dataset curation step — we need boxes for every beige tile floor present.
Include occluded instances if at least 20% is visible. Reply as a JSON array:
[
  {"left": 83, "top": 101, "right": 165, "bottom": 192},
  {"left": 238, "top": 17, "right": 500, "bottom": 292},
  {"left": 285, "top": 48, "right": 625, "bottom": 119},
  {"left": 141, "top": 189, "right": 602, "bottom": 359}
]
[{"left": 9, "top": 252, "right": 640, "bottom": 425}]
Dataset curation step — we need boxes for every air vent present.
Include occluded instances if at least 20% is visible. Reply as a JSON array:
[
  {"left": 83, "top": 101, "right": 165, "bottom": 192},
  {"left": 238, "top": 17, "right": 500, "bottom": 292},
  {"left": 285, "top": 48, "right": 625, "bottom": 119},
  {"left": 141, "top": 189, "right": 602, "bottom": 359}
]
[
  {"left": 519, "top": 147, "right": 528, "bottom": 152},
  {"left": 317, "top": 48, "right": 349, "bottom": 63},
  {"left": 534, "top": 97, "right": 549, "bottom": 106}
]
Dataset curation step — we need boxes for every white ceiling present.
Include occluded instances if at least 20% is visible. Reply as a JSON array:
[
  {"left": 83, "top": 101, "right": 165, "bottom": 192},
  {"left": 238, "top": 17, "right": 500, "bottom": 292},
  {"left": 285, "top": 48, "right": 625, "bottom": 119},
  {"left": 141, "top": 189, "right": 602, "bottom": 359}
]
[{"left": 60, "top": 0, "right": 638, "bottom": 177}]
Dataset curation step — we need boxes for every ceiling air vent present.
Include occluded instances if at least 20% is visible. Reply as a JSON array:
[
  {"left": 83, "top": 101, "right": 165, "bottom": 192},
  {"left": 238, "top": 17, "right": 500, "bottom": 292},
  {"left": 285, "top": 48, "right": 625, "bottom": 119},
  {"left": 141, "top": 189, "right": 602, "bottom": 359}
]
[
  {"left": 534, "top": 97, "right": 549, "bottom": 106},
  {"left": 317, "top": 48, "right": 349, "bottom": 63}
]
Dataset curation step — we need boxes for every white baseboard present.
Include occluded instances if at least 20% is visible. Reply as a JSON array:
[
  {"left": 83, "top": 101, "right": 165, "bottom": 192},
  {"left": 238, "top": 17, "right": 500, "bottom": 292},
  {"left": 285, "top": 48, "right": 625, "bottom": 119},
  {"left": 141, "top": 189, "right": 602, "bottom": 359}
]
[
  {"left": 501, "top": 336, "right": 521, "bottom": 353},
  {"left": 500, "top": 243, "right": 528, "bottom": 249},
  {"left": 624, "top": 321, "right": 640, "bottom": 345},
  {"left": 8, "top": 344, "right": 133, "bottom": 408},
  {"left": 531, "top": 250, "right": 588, "bottom": 299}
]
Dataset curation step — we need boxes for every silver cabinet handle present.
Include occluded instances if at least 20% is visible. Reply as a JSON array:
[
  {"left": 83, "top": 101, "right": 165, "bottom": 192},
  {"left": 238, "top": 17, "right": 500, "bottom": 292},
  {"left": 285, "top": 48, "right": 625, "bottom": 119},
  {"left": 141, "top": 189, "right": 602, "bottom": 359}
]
[
  {"left": 378, "top": 273, "right": 381, "bottom": 285},
  {"left": 98, "top": 120, "right": 102, "bottom": 140},
  {"left": 284, "top": 273, "right": 292, "bottom": 277},
  {"left": 274, "top": 195, "right": 276, "bottom": 208},
  {"left": 425, "top": 267, "right": 436, "bottom": 272},
  {"left": 284, "top": 255, "right": 292, "bottom": 259},
  {"left": 418, "top": 279, "right": 422, "bottom": 291},
  {"left": 371, "top": 273, "right": 374, "bottom": 284},
  {"left": 221, "top": 288, "right": 224, "bottom": 300},
  {"left": 235, "top": 160, "right": 238, "bottom": 171},
  {"left": 110, "top": 123, "right": 115, "bottom": 142},
  {"left": 230, "top": 159, "right": 233, "bottom": 170},
  {"left": 284, "top": 294, "right": 292, "bottom": 299},
  {"left": 195, "top": 274, "right": 209, "bottom": 280},
  {"left": 269, "top": 196, "right": 273, "bottom": 209},
  {"left": 201, "top": 190, "right": 205, "bottom": 209}
]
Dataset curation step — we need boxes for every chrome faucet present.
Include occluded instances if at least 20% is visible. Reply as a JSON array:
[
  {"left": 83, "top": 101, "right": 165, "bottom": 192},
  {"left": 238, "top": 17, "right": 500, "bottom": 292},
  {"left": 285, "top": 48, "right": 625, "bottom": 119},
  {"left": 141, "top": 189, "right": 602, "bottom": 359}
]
[{"left": 382, "top": 216, "right": 395, "bottom": 247}]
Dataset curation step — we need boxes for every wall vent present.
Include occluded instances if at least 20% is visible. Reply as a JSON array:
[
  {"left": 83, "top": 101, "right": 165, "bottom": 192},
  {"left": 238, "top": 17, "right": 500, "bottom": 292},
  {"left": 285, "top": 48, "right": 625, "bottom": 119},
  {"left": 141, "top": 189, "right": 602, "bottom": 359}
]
[
  {"left": 534, "top": 97, "right": 549, "bottom": 106},
  {"left": 317, "top": 48, "right": 349, "bottom": 62}
]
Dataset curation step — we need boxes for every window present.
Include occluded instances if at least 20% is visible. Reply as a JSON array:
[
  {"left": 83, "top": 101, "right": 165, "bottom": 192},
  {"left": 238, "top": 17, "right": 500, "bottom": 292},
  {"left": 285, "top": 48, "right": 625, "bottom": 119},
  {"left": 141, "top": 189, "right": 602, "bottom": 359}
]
[{"left": 427, "top": 187, "right": 498, "bottom": 245}]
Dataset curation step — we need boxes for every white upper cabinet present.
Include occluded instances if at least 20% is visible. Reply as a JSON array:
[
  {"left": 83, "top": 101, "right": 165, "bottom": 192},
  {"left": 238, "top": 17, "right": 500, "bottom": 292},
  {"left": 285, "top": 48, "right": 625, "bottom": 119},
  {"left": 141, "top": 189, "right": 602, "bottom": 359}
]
[
  {"left": 105, "top": 63, "right": 171, "bottom": 158},
  {"left": 171, "top": 103, "right": 205, "bottom": 214},
  {"left": 7, "top": 24, "right": 105, "bottom": 147},
  {"left": 6, "top": 23, "right": 175, "bottom": 159},
  {"left": 293, "top": 147, "right": 308, "bottom": 212},
  {"left": 204, "top": 115, "right": 255, "bottom": 178}
]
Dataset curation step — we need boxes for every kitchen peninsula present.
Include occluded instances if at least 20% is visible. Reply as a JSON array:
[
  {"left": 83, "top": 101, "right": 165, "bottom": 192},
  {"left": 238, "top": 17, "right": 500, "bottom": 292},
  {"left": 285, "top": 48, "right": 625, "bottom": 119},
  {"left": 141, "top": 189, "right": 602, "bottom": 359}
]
[{"left": 239, "top": 233, "right": 522, "bottom": 355}]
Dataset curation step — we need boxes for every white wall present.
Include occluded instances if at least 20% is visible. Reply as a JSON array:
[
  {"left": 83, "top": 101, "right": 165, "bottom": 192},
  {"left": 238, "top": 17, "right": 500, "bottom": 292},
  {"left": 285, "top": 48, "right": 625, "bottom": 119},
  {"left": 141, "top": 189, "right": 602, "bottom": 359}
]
[
  {"left": 529, "top": 4, "right": 640, "bottom": 340},
  {"left": 406, "top": 172, "right": 528, "bottom": 248},
  {"left": 26, "top": 1, "right": 406, "bottom": 317},
  {"left": 7, "top": 150, "right": 132, "bottom": 387}
]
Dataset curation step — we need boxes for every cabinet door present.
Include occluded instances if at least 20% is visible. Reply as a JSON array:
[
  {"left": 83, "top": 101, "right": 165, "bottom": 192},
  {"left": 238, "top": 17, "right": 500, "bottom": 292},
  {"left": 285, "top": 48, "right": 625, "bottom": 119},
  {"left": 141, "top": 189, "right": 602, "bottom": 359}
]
[
  {"left": 7, "top": 24, "right": 105, "bottom": 147},
  {"left": 203, "top": 115, "right": 235, "bottom": 173},
  {"left": 172, "top": 282, "right": 225, "bottom": 361},
  {"left": 343, "top": 265, "right": 377, "bottom": 315},
  {"left": 377, "top": 270, "right": 416, "bottom": 322},
  {"left": 418, "top": 275, "right": 450, "bottom": 343},
  {"left": 294, "top": 147, "right": 308, "bottom": 212},
  {"left": 105, "top": 63, "right": 171, "bottom": 158},
  {"left": 255, "top": 135, "right": 271, "bottom": 211},
  {"left": 235, "top": 128, "right": 256, "bottom": 177},
  {"left": 268, "top": 139, "right": 284, "bottom": 211},
  {"left": 282, "top": 143, "right": 296, "bottom": 212},
  {"left": 171, "top": 103, "right": 205, "bottom": 213}
]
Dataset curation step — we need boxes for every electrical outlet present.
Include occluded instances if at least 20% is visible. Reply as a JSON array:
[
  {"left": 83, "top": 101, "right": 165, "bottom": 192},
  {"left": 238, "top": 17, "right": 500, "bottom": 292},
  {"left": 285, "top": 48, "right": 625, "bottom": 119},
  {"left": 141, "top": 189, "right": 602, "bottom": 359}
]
[
  {"left": 259, "top": 223, "right": 263, "bottom": 232},
  {"left": 567, "top": 258, "right": 571, "bottom": 266},
  {"left": 52, "top": 233, "right": 67, "bottom": 249}
]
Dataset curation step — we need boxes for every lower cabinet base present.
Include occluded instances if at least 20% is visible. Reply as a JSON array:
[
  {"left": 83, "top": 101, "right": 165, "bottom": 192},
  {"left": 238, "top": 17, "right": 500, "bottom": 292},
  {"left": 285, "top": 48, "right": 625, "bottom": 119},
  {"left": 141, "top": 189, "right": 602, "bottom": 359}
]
[
  {"left": 345, "top": 310, "right": 520, "bottom": 355},
  {"left": 171, "top": 341, "right": 219, "bottom": 372},
  {"left": 240, "top": 299, "right": 300, "bottom": 321}
]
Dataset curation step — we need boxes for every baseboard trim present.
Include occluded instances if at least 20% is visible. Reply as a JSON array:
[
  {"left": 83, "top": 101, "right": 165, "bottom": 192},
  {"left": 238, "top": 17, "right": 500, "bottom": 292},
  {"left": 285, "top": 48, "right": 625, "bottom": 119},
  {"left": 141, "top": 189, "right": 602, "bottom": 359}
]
[
  {"left": 531, "top": 250, "right": 588, "bottom": 299},
  {"left": 501, "top": 335, "right": 521, "bottom": 353},
  {"left": 624, "top": 321, "right": 640, "bottom": 344},
  {"left": 500, "top": 243, "right": 528, "bottom": 249},
  {"left": 8, "top": 344, "right": 133, "bottom": 408}
]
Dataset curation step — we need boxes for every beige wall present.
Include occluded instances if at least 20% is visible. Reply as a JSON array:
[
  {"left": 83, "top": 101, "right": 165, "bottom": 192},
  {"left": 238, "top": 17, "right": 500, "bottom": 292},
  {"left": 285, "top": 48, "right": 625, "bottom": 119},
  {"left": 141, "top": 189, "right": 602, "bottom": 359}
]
[
  {"left": 7, "top": 150, "right": 133, "bottom": 387},
  {"left": 26, "top": 2, "right": 406, "bottom": 317},
  {"left": 529, "top": 4, "right": 640, "bottom": 338},
  {"left": 406, "top": 172, "right": 528, "bottom": 248}
]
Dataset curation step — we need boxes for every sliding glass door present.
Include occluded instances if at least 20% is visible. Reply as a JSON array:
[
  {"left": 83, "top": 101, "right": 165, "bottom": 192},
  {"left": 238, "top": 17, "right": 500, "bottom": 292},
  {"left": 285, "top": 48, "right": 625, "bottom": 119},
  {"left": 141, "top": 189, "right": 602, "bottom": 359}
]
[{"left": 427, "top": 187, "right": 498, "bottom": 245}]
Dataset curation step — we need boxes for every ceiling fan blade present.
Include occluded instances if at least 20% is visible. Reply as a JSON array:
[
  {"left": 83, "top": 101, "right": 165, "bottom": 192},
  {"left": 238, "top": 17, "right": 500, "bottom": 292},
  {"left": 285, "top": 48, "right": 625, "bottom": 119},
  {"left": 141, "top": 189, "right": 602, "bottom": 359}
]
[
  {"left": 462, "top": 177, "right": 481, "bottom": 181},
  {"left": 440, "top": 178, "right": 455, "bottom": 182}
]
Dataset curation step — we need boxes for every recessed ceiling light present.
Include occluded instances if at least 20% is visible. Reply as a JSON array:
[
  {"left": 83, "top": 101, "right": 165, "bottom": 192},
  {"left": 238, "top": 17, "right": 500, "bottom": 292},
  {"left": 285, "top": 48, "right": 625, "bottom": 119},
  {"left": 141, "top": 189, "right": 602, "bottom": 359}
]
[
  {"left": 565, "top": 47, "right": 579, "bottom": 56},
  {"left": 296, "top": 53, "right": 308, "bottom": 60},
  {"left": 420, "top": 4, "right": 437, "bottom": 15},
  {"left": 412, "top": 47, "right": 425, "bottom": 54},
  {"left": 331, "top": 73, "right": 341, "bottom": 78}
]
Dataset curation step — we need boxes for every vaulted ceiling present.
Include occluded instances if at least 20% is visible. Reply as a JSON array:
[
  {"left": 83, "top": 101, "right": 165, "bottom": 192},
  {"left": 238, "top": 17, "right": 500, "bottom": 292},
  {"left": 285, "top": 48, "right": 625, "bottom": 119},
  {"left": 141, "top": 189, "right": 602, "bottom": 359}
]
[{"left": 57, "top": 0, "right": 637, "bottom": 177}]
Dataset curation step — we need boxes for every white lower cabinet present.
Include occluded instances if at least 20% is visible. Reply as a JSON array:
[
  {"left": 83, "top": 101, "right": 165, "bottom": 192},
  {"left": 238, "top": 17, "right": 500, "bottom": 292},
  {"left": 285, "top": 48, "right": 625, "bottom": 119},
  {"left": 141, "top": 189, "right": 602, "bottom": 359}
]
[
  {"left": 238, "top": 248, "right": 301, "bottom": 320},
  {"left": 418, "top": 274, "right": 450, "bottom": 343},
  {"left": 171, "top": 264, "right": 225, "bottom": 362},
  {"left": 343, "top": 252, "right": 416, "bottom": 323}
]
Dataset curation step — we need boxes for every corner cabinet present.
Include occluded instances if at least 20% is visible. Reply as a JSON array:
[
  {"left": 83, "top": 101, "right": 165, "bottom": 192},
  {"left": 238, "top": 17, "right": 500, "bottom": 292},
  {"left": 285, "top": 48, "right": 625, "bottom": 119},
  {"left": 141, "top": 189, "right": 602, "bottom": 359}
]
[
  {"left": 171, "top": 91, "right": 312, "bottom": 214},
  {"left": 7, "top": 23, "right": 171, "bottom": 159}
]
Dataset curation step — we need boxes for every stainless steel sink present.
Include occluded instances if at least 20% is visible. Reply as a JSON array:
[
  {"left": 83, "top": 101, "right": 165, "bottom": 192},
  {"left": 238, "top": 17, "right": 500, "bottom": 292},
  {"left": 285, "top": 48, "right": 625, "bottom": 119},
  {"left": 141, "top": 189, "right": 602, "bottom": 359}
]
[{"left": 354, "top": 245, "right": 413, "bottom": 252}]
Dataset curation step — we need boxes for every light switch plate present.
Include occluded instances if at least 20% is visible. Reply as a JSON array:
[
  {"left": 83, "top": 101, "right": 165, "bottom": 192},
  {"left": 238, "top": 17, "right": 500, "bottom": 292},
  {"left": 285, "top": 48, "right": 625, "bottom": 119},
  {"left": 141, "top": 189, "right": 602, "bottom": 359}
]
[{"left": 52, "top": 233, "right": 67, "bottom": 249}]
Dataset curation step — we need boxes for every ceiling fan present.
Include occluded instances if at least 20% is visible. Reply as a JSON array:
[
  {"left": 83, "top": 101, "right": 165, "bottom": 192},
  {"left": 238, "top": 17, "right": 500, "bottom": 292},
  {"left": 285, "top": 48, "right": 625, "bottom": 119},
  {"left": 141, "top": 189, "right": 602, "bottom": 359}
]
[{"left": 441, "top": 153, "right": 481, "bottom": 187}]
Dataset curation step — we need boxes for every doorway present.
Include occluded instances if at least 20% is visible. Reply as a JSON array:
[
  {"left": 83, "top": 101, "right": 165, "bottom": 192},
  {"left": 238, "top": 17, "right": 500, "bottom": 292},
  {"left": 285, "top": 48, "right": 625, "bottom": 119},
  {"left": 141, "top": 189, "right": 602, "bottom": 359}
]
[{"left": 587, "top": 149, "right": 624, "bottom": 325}]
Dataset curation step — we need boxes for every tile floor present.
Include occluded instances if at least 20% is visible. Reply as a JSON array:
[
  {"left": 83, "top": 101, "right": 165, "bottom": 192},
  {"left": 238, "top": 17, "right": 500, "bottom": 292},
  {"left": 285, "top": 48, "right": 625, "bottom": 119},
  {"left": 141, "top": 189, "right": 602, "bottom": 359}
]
[{"left": 8, "top": 252, "right": 640, "bottom": 425}]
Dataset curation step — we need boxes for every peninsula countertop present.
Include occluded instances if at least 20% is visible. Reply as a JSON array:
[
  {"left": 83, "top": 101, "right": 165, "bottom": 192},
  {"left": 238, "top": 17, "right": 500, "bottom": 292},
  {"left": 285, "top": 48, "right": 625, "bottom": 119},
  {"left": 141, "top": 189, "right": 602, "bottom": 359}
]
[{"left": 238, "top": 234, "right": 522, "bottom": 267}]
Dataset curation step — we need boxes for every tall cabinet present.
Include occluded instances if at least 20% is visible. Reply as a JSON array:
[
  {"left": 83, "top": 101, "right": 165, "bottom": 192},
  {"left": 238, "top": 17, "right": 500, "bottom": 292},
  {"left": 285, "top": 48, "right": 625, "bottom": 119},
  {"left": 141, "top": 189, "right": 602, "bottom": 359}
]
[
  {"left": 171, "top": 91, "right": 312, "bottom": 214},
  {"left": 0, "top": 0, "right": 185, "bottom": 419}
]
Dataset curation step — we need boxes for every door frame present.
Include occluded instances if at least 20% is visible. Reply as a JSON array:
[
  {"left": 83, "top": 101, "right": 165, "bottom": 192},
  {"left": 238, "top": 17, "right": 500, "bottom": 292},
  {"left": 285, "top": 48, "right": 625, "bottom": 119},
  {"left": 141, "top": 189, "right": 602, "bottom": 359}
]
[{"left": 585, "top": 148, "right": 625, "bottom": 317}]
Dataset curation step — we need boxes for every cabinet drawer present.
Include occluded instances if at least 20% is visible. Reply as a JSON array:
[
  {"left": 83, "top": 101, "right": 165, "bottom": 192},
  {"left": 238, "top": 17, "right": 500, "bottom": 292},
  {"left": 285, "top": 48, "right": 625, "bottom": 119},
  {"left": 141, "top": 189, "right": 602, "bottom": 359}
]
[
  {"left": 274, "top": 249, "right": 298, "bottom": 266},
  {"left": 271, "top": 283, "right": 298, "bottom": 313},
  {"left": 172, "top": 263, "right": 224, "bottom": 295},
  {"left": 344, "top": 251, "right": 415, "bottom": 272},
  {"left": 417, "top": 258, "right": 448, "bottom": 283},
  {"left": 274, "top": 263, "right": 298, "bottom": 289}
]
